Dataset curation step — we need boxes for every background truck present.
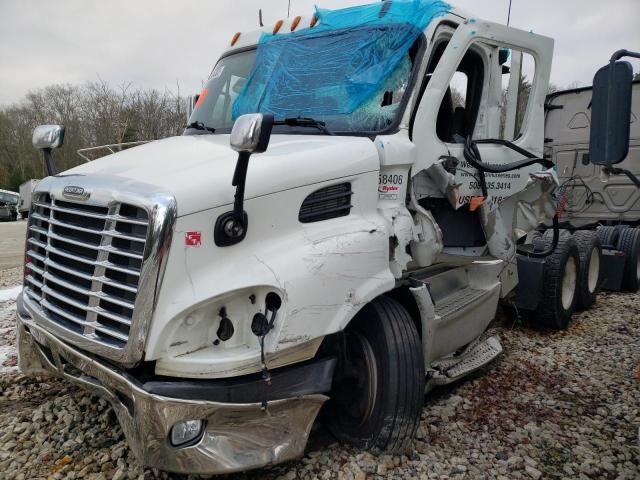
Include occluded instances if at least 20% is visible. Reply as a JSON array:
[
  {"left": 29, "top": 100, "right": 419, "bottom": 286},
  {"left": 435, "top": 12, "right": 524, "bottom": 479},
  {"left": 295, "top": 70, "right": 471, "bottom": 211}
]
[
  {"left": 18, "top": 179, "right": 39, "bottom": 219},
  {"left": 13, "top": 1, "right": 635, "bottom": 475},
  {"left": 544, "top": 63, "right": 640, "bottom": 292},
  {"left": 0, "top": 188, "right": 19, "bottom": 221}
]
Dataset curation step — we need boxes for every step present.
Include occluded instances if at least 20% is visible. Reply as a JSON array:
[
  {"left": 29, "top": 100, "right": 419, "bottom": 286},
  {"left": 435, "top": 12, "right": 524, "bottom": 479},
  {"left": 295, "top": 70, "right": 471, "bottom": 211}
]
[
  {"left": 434, "top": 286, "right": 488, "bottom": 319},
  {"left": 430, "top": 336, "right": 503, "bottom": 386}
]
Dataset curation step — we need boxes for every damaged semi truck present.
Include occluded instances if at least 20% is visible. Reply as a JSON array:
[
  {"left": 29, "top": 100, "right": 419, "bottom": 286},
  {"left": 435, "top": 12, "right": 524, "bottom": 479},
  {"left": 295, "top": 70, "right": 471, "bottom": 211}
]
[{"left": 15, "top": 0, "right": 634, "bottom": 475}]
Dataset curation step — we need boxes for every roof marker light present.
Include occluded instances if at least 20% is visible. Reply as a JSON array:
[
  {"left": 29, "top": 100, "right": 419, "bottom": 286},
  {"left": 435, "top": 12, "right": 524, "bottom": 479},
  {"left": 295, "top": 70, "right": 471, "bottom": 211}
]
[
  {"left": 290, "top": 16, "right": 301, "bottom": 31},
  {"left": 231, "top": 32, "right": 241, "bottom": 46},
  {"left": 310, "top": 15, "right": 318, "bottom": 27},
  {"left": 273, "top": 20, "right": 284, "bottom": 34}
]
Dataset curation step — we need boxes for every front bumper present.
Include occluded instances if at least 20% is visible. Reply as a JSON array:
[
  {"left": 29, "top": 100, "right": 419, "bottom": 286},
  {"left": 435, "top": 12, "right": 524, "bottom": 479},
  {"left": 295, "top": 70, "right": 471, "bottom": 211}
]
[{"left": 16, "top": 308, "right": 328, "bottom": 475}]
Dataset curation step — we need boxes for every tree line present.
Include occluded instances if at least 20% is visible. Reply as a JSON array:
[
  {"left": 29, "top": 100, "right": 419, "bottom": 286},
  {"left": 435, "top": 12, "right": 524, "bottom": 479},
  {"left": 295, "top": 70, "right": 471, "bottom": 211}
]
[
  {"left": 1, "top": 73, "right": 638, "bottom": 192},
  {"left": 0, "top": 81, "right": 186, "bottom": 191}
]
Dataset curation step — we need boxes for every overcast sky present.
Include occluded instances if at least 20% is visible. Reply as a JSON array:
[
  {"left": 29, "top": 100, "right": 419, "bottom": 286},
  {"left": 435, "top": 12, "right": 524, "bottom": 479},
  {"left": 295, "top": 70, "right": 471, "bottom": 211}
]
[{"left": 0, "top": 0, "right": 638, "bottom": 106}]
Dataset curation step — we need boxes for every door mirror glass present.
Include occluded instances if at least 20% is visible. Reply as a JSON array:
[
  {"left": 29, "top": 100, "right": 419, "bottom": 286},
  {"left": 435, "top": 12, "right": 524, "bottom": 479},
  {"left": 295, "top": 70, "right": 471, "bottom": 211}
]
[
  {"left": 230, "top": 113, "right": 274, "bottom": 154},
  {"left": 589, "top": 61, "right": 633, "bottom": 165},
  {"left": 32, "top": 124, "right": 65, "bottom": 149}
]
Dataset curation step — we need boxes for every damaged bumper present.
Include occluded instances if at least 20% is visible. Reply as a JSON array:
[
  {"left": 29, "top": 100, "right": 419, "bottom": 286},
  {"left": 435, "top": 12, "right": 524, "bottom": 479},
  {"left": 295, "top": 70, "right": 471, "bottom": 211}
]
[{"left": 16, "top": 302, "right": 329, "bottom": 475}]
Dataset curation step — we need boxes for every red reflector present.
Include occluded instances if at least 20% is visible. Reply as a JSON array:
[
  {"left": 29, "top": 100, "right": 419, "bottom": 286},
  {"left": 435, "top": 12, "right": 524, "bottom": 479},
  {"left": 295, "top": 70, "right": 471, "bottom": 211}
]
[{"left": 185, "top": 231, "right": 202, "bottom": 247}]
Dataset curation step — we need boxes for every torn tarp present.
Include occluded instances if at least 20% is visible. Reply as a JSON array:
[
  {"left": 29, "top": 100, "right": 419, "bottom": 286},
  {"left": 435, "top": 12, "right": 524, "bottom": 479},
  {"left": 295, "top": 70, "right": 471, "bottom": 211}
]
[{"left": 232, "top": 0, "right": 451, "bottom": 126}]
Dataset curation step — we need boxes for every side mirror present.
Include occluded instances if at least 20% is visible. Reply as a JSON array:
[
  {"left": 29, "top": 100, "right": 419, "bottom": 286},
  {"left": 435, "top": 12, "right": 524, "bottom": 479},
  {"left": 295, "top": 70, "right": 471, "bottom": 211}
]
[
  {"left": 589, "top": 61, "right": 633, "bottom": 165},
  {"left": 32, "top": 124, "right": 65, "bottom": 176},
  {"left": 214, "top": 114, "right": 274, "bottom": 247},
  {"left": 230, "top": 113, "right": 274, "bottom": 154},
  {"left": 32, "top": 124, "right": 65, "bottom": 149}
]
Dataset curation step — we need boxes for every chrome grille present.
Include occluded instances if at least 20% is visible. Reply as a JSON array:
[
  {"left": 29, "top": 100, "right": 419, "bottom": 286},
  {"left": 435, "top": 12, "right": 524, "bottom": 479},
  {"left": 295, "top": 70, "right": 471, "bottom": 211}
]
[{"left": 24, "top": 193, "right": 149, "bottom": 348}]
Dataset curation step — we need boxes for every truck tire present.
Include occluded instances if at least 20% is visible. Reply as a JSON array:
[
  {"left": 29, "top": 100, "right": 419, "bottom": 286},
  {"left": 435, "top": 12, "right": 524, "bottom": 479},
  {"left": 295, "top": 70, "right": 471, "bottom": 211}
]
[
  {"left": 543, "top": 228, "right": 572, "bottom": 241},
  {"left": 21, "top": 211, "right": 29, "bottom": 220},
  {"left": 324, "top": 296, "right": 424, "bottom": 453},
  {"left": 596, "top": 226, "right": 620, "bottom": 248},
  {"left": 572, "top": 231, "right": 602, "bottom": 310},
  {"left": 616, "top": 227, "right": 640, "bottom": 292},
  {"left": 535, "top": 236, "right": 580, "bottom": 329}
]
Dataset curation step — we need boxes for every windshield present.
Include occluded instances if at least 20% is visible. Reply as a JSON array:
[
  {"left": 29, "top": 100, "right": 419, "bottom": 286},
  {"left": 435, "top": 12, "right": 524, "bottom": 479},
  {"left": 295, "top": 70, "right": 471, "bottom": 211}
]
[
  {"left": 0, "top": 192, "right": 18, "bottom": 205},
  {"left": 187, "top": 26, "right": 422, "bottom": 136}
]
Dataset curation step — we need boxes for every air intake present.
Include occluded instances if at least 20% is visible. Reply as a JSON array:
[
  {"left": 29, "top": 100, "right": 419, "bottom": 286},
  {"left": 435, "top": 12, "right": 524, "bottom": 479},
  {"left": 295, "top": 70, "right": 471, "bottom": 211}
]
[{"left": 299, "top": 183, "right": 352, "bottom": 223}]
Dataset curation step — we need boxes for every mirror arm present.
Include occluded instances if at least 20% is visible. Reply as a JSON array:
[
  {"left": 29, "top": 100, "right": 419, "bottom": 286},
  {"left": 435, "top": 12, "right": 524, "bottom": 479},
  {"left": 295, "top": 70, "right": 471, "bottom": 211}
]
[
  {"left": 610, "top": 49, "right": 640, "bottom": 63},
  {"left": 232, "top": 151, "right": 251, "bottom": 226},
  {"left": 42, "top": 148, "right": 57, "bottom": 176}
]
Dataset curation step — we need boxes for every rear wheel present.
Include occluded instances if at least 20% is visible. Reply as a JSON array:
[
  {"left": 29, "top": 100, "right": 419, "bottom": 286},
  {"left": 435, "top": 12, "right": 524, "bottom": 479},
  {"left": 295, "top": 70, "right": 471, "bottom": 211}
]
[
  {"left": 324, "top": 296, "right": 424, "bottom": 453},
  {"left": 535, "top": 235, "right": 580, "bottom": 329},
  {"left": 616, "top": 227, "right": 640, "bottom": 292},
  {"left": 572, "top": 231, "right": 602, "bottom": 310},
  {"left": 596, "top": 226, "right": 620, "bottom": 248}
]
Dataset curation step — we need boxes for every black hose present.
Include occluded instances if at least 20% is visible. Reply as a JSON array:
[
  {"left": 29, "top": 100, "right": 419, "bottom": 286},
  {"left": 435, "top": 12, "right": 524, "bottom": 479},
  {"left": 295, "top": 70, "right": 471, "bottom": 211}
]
[{"left": 464, "top": 137, "right": 554, "bottom": 175}]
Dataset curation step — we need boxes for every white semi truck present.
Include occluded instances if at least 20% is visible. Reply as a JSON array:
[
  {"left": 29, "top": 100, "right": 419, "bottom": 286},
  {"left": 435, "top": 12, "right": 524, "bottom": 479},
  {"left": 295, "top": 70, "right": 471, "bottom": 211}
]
[
  {"left": 15, "top": 1, "right": 635, "bottom": 475},
  {"left": 545, "top": 74, "right": 640, "bottom": 292}
]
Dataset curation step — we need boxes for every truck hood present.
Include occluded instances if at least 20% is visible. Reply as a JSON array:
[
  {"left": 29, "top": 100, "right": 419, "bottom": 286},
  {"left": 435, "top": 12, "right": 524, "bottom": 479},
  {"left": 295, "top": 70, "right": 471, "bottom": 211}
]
[{"left": 62, "top": 134, "right": 379, "bottom": 216}]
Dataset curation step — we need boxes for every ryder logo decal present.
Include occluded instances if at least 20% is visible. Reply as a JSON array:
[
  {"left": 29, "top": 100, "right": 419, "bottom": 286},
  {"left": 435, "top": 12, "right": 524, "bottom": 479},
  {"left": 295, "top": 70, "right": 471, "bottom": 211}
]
[{"left": 185, "top": 231, "right": 202, "bottom": 247}]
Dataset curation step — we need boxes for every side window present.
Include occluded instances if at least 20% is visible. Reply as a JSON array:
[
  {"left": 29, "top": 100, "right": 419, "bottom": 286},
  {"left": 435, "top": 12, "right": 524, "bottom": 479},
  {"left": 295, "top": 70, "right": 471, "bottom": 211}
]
[
  {"left": 432, "top": 44, "right": 485, "bottom": 143},
  {"left": 498, "top": 49, "right": 536, "bottom": 140}
]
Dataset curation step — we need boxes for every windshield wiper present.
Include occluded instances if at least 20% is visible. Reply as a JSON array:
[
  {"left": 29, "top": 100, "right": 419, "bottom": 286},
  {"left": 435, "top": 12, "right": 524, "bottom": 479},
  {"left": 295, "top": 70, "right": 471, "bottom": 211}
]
[
  {"left": 184, "top": 121, "right": 216, "bottom": 133},
  {"left": 276, "top": 117, "right": 334, "bottom": 136}
]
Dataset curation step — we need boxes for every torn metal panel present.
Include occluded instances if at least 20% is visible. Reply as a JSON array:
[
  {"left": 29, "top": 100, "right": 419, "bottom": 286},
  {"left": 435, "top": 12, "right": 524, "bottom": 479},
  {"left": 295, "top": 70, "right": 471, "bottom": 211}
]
[
  {"left": 412, "top": 159, "right": 462, "bottom": 207},
  {"left": 386, "top": 207, "right": 419, "bottom": 277},
  {"left": 409, "top": 186, "right": 444, "bottom": 268},
  {"left": 479, "top": 199, "right": 516, "bottom": 262}
]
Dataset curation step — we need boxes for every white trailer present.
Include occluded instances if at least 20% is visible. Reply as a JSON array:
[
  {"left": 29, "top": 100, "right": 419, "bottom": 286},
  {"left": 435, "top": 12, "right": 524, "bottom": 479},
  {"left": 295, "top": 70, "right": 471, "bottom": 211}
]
[{"left": 18, "top": 179, "right": 39, "bottom": 219}]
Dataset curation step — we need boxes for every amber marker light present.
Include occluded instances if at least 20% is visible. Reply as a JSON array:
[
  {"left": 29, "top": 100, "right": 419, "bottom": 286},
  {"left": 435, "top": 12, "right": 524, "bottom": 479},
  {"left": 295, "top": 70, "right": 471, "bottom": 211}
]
[
  {"left": 290, "top": 16, "right": 301, "bottom": 31},
  {"left": 273, "top": 20, "right": 284, "bottom": 34},
  {"left": 230, "top": 32, "right": 241, "bottom": 46},
  {"left": 310, "top": 15, "right": 318, "bottom": 27}
]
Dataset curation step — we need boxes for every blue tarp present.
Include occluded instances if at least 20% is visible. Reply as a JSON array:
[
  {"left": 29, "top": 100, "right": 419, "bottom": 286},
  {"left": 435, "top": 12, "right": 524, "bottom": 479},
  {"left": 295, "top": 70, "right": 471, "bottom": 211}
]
[{"left": 232, "top": 0, "right": 451, "bottom": 122}]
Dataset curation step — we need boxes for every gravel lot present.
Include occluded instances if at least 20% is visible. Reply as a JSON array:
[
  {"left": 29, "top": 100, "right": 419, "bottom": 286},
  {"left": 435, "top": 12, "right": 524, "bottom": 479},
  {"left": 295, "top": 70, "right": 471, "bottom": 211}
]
[
  {"left": 0, "top": 221, "right": 27, "bottom": 271},
  {"left": 0, "top": 275, "right": 639, "bottom": 479}
]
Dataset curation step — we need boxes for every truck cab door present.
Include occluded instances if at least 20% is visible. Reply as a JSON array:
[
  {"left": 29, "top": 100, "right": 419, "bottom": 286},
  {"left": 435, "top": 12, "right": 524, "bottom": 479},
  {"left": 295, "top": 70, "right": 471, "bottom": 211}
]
[{"left": 410, "top": 19, "right": 554, "bottom": 258}]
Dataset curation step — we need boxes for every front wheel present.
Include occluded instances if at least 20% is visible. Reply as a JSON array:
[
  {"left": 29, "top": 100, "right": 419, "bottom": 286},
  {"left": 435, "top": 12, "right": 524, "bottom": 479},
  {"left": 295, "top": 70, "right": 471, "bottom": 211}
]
[{"left": 323, "top": 296, "right": 425, "bottom": 453}]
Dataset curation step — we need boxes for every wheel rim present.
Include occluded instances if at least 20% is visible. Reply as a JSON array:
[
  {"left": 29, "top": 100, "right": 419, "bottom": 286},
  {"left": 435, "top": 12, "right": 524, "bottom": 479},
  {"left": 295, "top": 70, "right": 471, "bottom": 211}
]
[
  {"left": 562, "top": 256, "right": 577, "bottom": 310},
  {"left": 587, "top": 248, "right": 600, "bottom": 293},
  {"left": 334, "top": 331, "right": 378, "bottom": 427}
]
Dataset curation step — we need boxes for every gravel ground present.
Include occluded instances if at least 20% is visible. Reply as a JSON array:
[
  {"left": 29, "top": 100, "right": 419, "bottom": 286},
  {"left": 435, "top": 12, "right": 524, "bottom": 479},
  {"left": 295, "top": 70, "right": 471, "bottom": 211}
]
[
  {"left": 0, "top": 279, "right": 638, "bottom": 479},
  {"left": 0, "top": 267, "right": 22, "bottom": 289}
]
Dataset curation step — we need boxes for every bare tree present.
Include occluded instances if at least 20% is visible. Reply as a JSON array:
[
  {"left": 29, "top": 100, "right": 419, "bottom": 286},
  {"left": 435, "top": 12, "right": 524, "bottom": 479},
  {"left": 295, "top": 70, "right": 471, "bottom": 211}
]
[{"left": 0, "top": 81, "right": 186, "bottom": 190}]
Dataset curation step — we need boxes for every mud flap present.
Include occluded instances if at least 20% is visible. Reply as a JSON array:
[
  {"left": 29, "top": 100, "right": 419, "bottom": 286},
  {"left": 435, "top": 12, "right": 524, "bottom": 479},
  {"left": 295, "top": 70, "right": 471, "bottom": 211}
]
[{"left": 511, "top": 254, "right": 545, "bottom": 311}]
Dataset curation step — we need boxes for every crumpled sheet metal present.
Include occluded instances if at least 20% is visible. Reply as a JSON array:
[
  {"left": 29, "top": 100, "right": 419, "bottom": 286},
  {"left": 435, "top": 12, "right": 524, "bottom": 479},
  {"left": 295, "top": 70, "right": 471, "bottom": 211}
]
[
  {"left": 232, "top": 0, "right": 450, "bottom": 121},
  {"left": 17, "top": 316, "right": 327, "bottom": 475}
]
